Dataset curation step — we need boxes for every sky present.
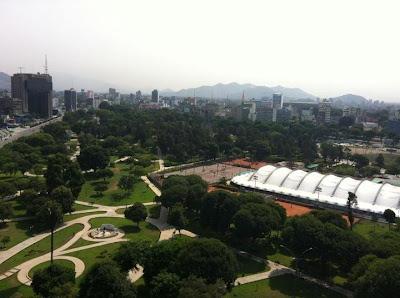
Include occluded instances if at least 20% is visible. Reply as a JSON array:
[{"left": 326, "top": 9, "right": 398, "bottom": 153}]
[{"left": 1, "top": 0, "right": 400, "bottom": 101}]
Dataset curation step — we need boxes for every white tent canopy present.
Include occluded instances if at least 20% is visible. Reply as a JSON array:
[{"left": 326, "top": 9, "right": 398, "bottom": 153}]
[{"left": 231, "top": 165, "right": 400, "bottom": 215}]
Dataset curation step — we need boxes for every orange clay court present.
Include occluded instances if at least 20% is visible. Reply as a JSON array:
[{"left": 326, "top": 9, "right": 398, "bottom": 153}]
[
  {"left": 276, "top": 200, "right": 312, "bottom": 217},
  {"left": 223, "top": 158, "right": 267, "bottom": 170}
]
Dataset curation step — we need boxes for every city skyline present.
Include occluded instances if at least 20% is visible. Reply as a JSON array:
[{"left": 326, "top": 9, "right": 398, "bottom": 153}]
[{"left": 1, "top": 0, "right": 400, "bottom": 101}]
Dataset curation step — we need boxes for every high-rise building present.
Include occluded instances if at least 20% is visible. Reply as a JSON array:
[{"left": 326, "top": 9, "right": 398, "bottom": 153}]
[
  {"left": 318, "top": 99, "right": 331, "bottom": 124},
  {"left": 151, "top": 89, "right": 159, "bottom": 103},
  {"left": 136, "top": 90, "right": 142, "bottom": 101},
  {"left": 11, "top": 73, "right": 52, "bottom": 118},
  {"left": 64, "top": 88, "right": 77, "bottom": 112},
  {"left": 272, "top": 93, "right": 283, "bottom": 109}
]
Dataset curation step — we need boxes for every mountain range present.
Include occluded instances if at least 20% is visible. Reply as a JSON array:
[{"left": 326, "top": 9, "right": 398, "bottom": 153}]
[
  {"left": 161, "top": 82, "right": 316, "bottom": 100},
  {"left": 329, "top": 94, "right": 370, "bottom": 108}
]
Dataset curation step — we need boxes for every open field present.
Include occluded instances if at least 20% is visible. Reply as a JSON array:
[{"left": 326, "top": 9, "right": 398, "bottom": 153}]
[
  {"left": 226, "top": 274, "right": 345, "bottom": 298},
  {"left": 0, "top": 220, "right": 36, "bottom": 250},
  {"left": 78, "top": 161, "right": 156, "bottom": 206}
]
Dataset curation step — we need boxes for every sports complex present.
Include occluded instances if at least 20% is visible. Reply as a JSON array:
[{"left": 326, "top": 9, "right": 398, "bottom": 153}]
[{"left": 231, "top": 165, "right": 400, "bottom": 216}]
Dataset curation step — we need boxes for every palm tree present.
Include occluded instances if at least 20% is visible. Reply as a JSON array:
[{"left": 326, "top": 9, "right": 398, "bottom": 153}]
[{"left": 347, "top": 192, "right": 358, "bottom": 230}]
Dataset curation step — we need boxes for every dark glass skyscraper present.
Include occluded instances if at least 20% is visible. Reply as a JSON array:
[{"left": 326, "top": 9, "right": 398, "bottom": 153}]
[{"left": 11, "top": 73, "right": 53, "bottom": 118}]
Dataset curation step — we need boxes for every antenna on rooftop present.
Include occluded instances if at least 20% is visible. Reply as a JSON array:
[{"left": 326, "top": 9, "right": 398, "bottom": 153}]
[
  {"left": 18, "top": 67, "right": 24, "bottom": 74},
  {"left": 44, "top": 54, "right": 48, "bottom": 74}
]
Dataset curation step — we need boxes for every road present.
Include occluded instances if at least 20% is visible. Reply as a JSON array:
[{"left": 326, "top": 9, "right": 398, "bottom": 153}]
[{"left": 0, "top": 116, "right": 62, "bottom": 148}]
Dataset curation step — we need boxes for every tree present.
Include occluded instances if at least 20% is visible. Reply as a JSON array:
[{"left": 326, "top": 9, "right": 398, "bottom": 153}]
[
  {"left": 96, "top": 168, "right": 114, "bottom": 181},
  {"left": 178, "top": 276, "right": 226, "bottom": 298},
  {"left": 375, "top": 153, "right": 385, "bottom": 168},
  {"left": 233, "top": 203, "right": 282, "bottom": 240},
  {"left": 186, "top": 183, "right": 207, "bottom": 212},
  {"left": 0, "top": 181, "right": 17, "bottom": 199},
  {"left": 94, "top": 183, "right": 108, "bottom": 196},
  {"left": 351, "top": 154, "right": 369, "bottom": 169},
  {"left": 383, "top": 209, "right": 396, "bottom": 230},
  {"left": 176, "top": 238, "right": 238, "bottom": 287},
  {"left": 160, "top": 185, "right": 188, "bottom": 208},
  {"left": 310, "top": 210, "right": 347, "bottom": 229},
  {"left": 124, "top": 203, "right": 147, "bottom": 227},
  {"left": 42, "top": 121, "right": 69, "bottom": 142},
  {"left": 347, "top": 192, "right": 357, "bottom": 230},
  {"left": 79, "top": 261, "right": 136, "bottom": 298},
  {"left": 0, "top": 202, "right": 13, "bottom": 223},
  {"left": 168, "top": 204, "right": 187, "bottom": 234},
  {"left": 77, "top": 145, "right": 109, "bottom": 172},
  {"left": 200, "top": 191, "right": 240, "bottom": 233},
  {"left": 1, "top": 236, "right": 10, "bottom": 248},
  {"left": 149, "top": 271, "right": 182, "bottom": 298},
  {"left": 32, "top": 263, "right": 76, "bottom": 298},
  {"left": 118, "top": 175, "right": 135, "bottom": 194},
  {"left": 36, "top": 200, "right": 63, "bottom": 262},
  {"left": 51, "top": 186, "right": 75, "bottom": 213},
  {"left": 113, "top": 240, "right": 151, "bottom": 272},
  {"left": 352, "top": 256, "right": 400, "bottom": 298}
]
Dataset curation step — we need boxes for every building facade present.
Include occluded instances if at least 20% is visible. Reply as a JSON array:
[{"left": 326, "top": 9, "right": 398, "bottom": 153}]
[
  {"left": 64, "top": 88, "right": 77, "bottom": 112},
  {"left": 11, "top": 73, "right": 52, "bottom": 118}
]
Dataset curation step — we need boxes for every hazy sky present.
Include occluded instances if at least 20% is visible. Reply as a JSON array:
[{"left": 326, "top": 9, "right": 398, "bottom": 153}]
[{"left": 1, "top": 0, "right": 400, "bottom": 101}]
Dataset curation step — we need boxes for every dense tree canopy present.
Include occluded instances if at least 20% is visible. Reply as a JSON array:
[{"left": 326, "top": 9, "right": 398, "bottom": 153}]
[{"left": 79, "top": 261, "right": 136, "bottom": 298}]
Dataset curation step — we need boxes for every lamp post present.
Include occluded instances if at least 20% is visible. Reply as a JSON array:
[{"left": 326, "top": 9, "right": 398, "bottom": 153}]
[
  {"left": 253, "top": 175, "right": 258, "bottom": 189},
  {"left": 48, "top": 207, "right": 54, "bottom": 264},
  {"left": 315, "top": 186, "right": 322, "bottom": 201}
]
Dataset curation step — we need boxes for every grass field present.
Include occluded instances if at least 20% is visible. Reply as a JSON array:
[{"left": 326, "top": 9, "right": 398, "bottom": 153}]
[
  {"left": 0, "top": 274, "right": 33, "bottom": 298},
  {"left": 237, "top": 255, "right": 269, "bottom": 276},
  {"left": 7, "top": 199, "right": 26, "bottom": 218},
  {"left": 63, "top": 211, "right": 107, "bottom": 222},
  {"left": 0, "top": 220, "right": 36, "bottom": 250},
  {"left": 72, "top": 203, "right": 96, "bottom": 211},
  {"left": 226, "top": 274, "right": 345, "bottom": 298},
  {"left": 353, "top": 219, "right": 389, "bottom": 239},
  {"left": 78, "top": 162, "right": 156, "bottom": 206},
  {"left": 65, "top": 242, "right": 121, "bottom": 281},
  {"left": 0, "top": 224, "right": 83, "bottom": 273},
  {"left": 28, "top": 259, "right": 75, "bottom": 278}
]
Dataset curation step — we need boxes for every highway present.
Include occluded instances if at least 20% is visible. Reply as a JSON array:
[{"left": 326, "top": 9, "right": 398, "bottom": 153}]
[{"left": 0, "top": 116, "right": 62, "bottom": 148}]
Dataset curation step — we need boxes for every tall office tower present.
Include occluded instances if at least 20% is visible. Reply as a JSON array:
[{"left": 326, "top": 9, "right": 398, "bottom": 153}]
[
  {"left": 272, "top": 93, "right": 283, "bottom": 109},
  {"left": 64, "top": 88, "right": 77, "bottom": 112},
  {"left": 11, "top": 73, "right": 52, "bottom": 118},
  {"left": 318, "top": 99, "right": 331, "bottom": 124},
  {"left": 151, "top": 89, "right": 159, "bottom": 103},
  {"left": 135, "top": 90, "right": 142, "bottom": 101},
  {"left": 109, "top": 88, "right": 117, "bottom": 100}
]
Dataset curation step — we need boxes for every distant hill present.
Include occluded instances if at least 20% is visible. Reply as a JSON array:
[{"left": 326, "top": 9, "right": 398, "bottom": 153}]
[
  {"left": 160, "top": 82, "right": 316, "bottom": 101},
  {"left": 329, "top": 94, "right": 369, "bottom": 108},
  {"left": 0, "top": 72, "right": 11, "bottom": 91}
]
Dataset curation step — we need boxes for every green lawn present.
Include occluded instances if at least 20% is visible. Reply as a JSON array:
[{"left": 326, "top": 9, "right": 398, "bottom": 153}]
[
  {"left": 72, "top": 202, "right": 96, "bottom": 211},
  {"left": 267, "top": 250, "right": 294, "bottom": 268},
  {"left": 88, "top": 217, "right": 160, "bottom": 242},
  {"left": 0, "top": 224, "right": 83, "bottom": 273},
  {"left": 78, "top": 162, "right": 156, "bottom": 206},
  {"left": 63, "top": 211, "right": 107, "bottom": 222},
  {"left": 226, "top": 274, "right": 345, "bottom": 298},
  {"left": 65, "top": 242, "right": 121, "bottom": 281},
  {"left": 28, "top": 259, "right": 75, "bottom": 279},
  {"left": 0, "top": 274, "right": 33, "bottom": 298},
  {"left": 237, "top": 254, "right": 269, "bottom": 276},
  {"left": 7, "top": 199, "right": 26, "bottom": 218},
  {"left": 0, "top": 220, "right": 36, "bottom": 250},
  {"left": 353, "top": 219, "right": 389, "bottom": 239}
]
